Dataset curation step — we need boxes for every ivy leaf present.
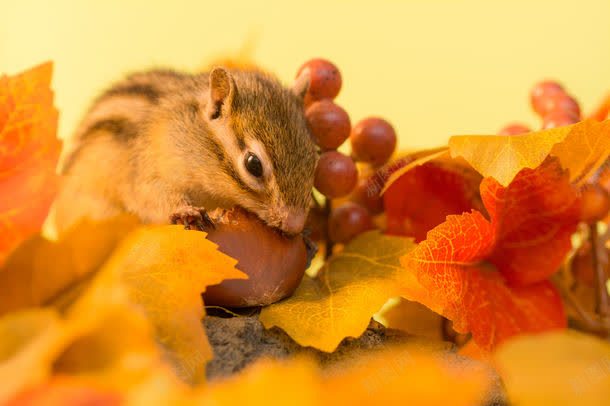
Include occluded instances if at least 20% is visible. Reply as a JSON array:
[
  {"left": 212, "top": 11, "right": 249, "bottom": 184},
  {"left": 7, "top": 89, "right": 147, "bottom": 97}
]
[
  {"left": 399, "top": 159, "right": 578, "bottom": 350},
  {"left": 259, "top": 231, "right": 416, "bottom": 352},
  {"left": 494, "top": 330, "right": 610, "bottom": 406},
  {"left": 0, "top": 62, "right": 60, "bottom": 264},
  {"left": 449, "top": 119, "right": 610, "bottom": 186}
]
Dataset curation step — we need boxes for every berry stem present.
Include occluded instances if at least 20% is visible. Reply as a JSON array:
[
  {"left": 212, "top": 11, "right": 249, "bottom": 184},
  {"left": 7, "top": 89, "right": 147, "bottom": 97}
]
[
  {"left": 324, "top": 196, "right": 334, "bottom": 259},
  {"left": 589, "top": 223, "right": 610, "bottom": 318}
]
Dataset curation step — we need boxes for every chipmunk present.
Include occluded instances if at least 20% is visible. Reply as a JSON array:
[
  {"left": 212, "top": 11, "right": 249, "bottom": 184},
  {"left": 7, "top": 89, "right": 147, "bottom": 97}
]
[{"left": 52, "top": 66, "right": 318, "bottom": 237}]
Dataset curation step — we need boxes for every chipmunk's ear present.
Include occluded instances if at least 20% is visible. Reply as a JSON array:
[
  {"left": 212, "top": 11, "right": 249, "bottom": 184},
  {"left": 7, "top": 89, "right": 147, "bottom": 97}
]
[
  {"left": 208, "top": 67, "right": 235, "bottom": 119},
  {"left": 291, "top": 69, "right": 310, "bottom": 100}
]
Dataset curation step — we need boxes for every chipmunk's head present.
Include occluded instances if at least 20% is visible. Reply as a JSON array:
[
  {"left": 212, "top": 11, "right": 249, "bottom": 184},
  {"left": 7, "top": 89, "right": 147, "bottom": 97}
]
[{"left": 198, "top": 67, "right": 317, "bottom": 235}]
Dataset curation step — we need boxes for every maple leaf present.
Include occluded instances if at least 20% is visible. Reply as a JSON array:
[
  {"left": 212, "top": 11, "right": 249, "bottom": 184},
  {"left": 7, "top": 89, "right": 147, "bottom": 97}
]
[
  {"left": 399, "top": 159, "right": 578, "bottom": 350},
  {"left": 259, "top": 231, "right": 416, "bottom": 352},
  {"left": 0, "top": 62, "right": 60, "bottom": 264},
  {"left": 494, "top": 330, "right": 610, "bottom": 406},
  {"left": 449, "top": 119, "right": 610, "bottom": 186},
  {"left": 384, "top": 160, "right": 483, "bottom": 242}
]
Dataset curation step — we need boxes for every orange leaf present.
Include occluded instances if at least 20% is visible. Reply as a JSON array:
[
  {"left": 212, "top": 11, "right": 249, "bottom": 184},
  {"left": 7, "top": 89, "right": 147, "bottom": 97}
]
[
  {"left": 384, "top": 160, "right": 482, "bottom": 242},
  {"left": 400, "top": 159, "right": 576, "bottom": 350},
  {"left": 7, "top": 376, "right": 123, "bottom": 406},
  {"left": 449, "top": 119, "right": 610, "bottom": 186},
  {"left": 0, "top": 62, "right": 60, "bottom": 264}
]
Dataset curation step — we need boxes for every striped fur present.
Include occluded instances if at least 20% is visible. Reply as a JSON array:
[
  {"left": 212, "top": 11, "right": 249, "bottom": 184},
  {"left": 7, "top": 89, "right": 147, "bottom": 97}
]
[{"left": 53, "top": 67, "right": 317, "bottom": 235}]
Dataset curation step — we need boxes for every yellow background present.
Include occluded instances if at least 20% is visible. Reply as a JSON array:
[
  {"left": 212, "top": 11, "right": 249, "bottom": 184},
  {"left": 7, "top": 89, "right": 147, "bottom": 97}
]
[{"left": 2, "top": 0, "right": 608, "bottom": 148}]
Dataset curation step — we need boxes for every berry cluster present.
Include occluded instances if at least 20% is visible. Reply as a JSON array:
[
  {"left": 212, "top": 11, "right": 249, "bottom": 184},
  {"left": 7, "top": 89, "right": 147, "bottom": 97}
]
[
  {"left": 498, "top": 80, "right": 582, "bottom": 135},
  {"left": 497, "top": 80, "right": 610, "bottom": 289},
  {"left": 298, "top": 59, "right": 397, "bottom": 246}
]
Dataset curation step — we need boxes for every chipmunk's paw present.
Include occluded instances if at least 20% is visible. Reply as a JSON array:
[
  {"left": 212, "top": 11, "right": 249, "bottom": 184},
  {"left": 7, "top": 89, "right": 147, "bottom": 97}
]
[
  {"left": 170, "top": 206, "right": 215, "bottom": 231},
  {"left": 302, "top": 230, "right": 318, "bottom": 269}
]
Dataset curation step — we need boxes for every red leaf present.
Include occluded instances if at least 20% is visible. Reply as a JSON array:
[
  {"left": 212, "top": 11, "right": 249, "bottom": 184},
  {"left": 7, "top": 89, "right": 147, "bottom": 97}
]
[
  {"left": 400, "top": 159, "right": 576, "bottom": 350},
  {"left": 483, "top": 159, "right": 581, "bottom": 286},
  {"left": 0, "top": 62, "right": 60, "bottom": 264},
  {"left": 384, "top": 160, "right": 482, "bottom": 242}
]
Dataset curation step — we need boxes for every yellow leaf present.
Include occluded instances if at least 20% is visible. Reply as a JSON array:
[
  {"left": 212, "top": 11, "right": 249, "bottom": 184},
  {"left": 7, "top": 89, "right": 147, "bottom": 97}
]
[
  {"left": 200, "top": 357, "right": 319, "bottom": 406},
  {"left": 375, "top": 297, "right": 442, "bottom": 340},
  {"left": 259, "top": 231, "right": 416, "bottom": 352},
  {"left": 0, "top": 287, "right": 173, "bottom": 403},
  {"left": 86, "top": 225, "right": 246, "bottom": 384},
  {"left": 0, "top": 309, "right": 65, "bottom": 403},
  {"left": 0, "top": 215, "right": 140, "bottom": 316},
  {"left": 449, "top": 119, "right": 610, "bottom": 186},
  {"left": 494, "top": 330, "right": 610, "bottom": 406},
  {"left": 322, "top": 346, "right": 490, "bottom": 406},
  {"left": 199, "top": 345, "right": 491, "bottom": 406},
  {"left": 550, "top": 119, "right": 610, "bottom": 184},
  {"left": 0, "top": 221, "right": 245, "bottom": 400}
]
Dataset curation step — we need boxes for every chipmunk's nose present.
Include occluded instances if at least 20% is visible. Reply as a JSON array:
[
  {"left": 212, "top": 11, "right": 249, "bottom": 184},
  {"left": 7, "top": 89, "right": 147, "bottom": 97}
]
[{"left": 281, "top": 210, "right": 306, "bottom": 235}]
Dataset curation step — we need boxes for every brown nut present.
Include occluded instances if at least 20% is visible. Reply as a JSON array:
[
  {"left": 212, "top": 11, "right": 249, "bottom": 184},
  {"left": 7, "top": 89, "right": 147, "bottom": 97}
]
[{"left": 202, "top": 207, "right": 307, "bottom": 307}]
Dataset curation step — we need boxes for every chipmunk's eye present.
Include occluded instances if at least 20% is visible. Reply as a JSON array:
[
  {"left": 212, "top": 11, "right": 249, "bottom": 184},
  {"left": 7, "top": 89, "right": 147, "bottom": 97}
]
[{"left": 245, "top": 152, "right": 263, "bottom": 178}]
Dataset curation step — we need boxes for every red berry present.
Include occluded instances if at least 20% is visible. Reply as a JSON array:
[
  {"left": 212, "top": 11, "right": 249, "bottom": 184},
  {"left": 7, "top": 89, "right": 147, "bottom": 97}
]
[
  {"left": 542, "top": 110, "right": 579, "bottom": 129},
  {"left": 531, "top": 81, "right": 565, "bottom": 115},
  {"left": 297, "top": 59, "right": 342, "bottom": 104},
  {"left": 328, "top": 202, "right": 375, "bottom": 243},
  {"left": 351, "top": 176, "right": 384, "bottom": 214},
  {"left": 305, "top": 100, "right": 351, "bottom": 150},
  {"left": 580, "top": 184, "right": 610, "bottom": 224},
  {"left": 539, "top": 93, "right": 581, "bottom": 118},
  {"left": 314, "top": 151, "right": 358, "bottom": 198},
  {"left": 350, "top": 118, "right": 397, "bottom": 166},
  {"left": 498, "top": 123, "right": 531, "bottom": 135}
]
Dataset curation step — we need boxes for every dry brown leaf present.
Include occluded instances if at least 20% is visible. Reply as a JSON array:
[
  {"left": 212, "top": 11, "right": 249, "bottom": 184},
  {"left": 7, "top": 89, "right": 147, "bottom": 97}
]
[{"left": 259, "top": 231, "right": 415, "bottom": 352}]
